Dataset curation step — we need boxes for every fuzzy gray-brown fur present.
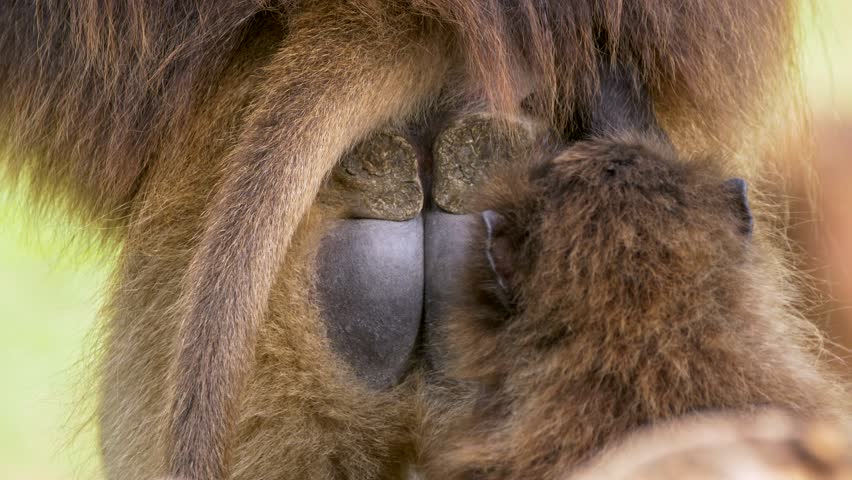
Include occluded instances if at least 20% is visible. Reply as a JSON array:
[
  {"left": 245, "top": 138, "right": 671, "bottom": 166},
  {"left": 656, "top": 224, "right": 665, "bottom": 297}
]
[
  {"left": 0, "top": 1, "right": 807, "bottom": 479},
  {"left": 428, "top": 138, "right": 847, "bottom": 480}
]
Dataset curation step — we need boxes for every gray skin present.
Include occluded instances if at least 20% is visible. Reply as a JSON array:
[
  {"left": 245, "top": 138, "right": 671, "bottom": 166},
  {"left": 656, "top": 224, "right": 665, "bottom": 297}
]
[
  {"left": 315, "top": 115, "right": 525, "bottom": 389},
  {"left": 316, "top": 211, "right": 478, "bottom": 388},
  {"left": 316, "top": 216, "right": 426, "bottom": 389}
]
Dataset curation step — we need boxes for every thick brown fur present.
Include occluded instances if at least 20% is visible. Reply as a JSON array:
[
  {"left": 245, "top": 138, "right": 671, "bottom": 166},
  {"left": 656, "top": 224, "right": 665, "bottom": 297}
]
[
  {"left": 0, "top": 0, "right": 798, "bottom": 222},
  {"left": 425, "top": 138, "right": 848, "bottom": 480},
  {"left": 0, "top": 1, "right": 807, "bottom": 479}
]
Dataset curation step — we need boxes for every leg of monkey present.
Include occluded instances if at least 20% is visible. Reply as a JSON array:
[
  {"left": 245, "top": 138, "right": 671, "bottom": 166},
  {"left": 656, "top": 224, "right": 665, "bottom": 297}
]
[
  {"left": 90, "top": 4, "right": 449, "bottom": 479},
  {"left": 104, "top": 174, "right": 419, "bottom": 479},
  {"left": 98, "top": 26, "right": 279, "bottom": 479},
  {"left": 168, "top": 13, "right": 447, "bottom": 480},
  {"left": 100, "top": 12, "right": 442, "bottom": 479}
]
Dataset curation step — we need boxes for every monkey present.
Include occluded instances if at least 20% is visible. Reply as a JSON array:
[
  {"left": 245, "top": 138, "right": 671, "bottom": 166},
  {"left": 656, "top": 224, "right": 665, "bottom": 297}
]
[
  {"left": 418, "top": 61, "right": 851, "bottom": 480},
  {"left": 0, "top": 1, "right": 822, "bottom": 479}
]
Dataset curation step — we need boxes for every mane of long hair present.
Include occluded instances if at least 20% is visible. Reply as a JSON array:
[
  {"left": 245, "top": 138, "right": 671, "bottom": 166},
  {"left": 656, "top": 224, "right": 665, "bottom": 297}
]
[{"left": 0, "top": 0, "right": 800, "bottom": 227}]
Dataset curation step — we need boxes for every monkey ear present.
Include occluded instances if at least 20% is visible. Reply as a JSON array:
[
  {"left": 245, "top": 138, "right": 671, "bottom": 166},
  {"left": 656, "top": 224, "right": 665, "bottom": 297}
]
[
  {"left": 723, "top": 178, "right": 753, "bottom": 237},
  {"left": 482, "top": 210, "right": 515, "bottom": 301}
]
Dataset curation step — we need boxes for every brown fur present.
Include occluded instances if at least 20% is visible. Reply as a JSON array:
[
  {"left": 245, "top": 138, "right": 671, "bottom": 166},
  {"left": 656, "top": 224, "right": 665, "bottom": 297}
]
[
  {"left": 0, "top": 1, "right": 808, "bottom": 479},
  {"left": 425, "top": 138, "right": 848, "bottom": 480}
]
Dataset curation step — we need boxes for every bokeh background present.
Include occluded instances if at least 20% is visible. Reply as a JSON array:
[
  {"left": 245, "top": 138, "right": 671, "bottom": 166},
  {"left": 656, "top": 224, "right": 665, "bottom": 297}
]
[{"left": 1, "top": 2, "right": 851, "bottom": 479}]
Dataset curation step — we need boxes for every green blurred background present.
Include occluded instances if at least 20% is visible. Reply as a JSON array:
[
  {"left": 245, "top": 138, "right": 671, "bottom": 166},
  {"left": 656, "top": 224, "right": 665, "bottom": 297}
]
[{"left": 1, "top": 2, "right": 851, "bottom": 479}]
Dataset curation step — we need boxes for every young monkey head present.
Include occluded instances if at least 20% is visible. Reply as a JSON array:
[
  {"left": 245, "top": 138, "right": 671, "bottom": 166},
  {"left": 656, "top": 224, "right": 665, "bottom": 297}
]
[
  {"left": 451, "top": 135, "right": 755, "bottom": 386},
  {"left": 474, "top": 138, "right": 753, "bottom": 334},
  {"left": 431, "top": 136, "right": 844, "bottom": 479}
]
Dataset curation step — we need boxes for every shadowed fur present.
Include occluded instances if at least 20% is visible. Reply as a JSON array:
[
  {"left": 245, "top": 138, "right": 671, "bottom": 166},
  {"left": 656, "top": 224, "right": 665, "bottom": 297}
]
[
  {"left": 0, "top": 1, "right": 809, "bottom": 479},
  {"left": 1, "top": 1, "right": 798, "bottom": 223}
]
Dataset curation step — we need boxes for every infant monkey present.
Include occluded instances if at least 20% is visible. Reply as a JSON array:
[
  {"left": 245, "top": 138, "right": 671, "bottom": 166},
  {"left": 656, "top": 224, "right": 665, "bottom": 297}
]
[{"left": 426, "top": 74, "right": 848, "bottom": 479}]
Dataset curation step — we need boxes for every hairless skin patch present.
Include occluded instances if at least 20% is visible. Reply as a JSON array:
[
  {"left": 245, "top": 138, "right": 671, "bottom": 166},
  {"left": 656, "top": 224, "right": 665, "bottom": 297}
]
[
  {"left": 423, "top": 211, "right": 480, "bottom": 371},
  {"left": 316, "top": 218, "right": 424, "bottom": 389},
  {"left": 315, "top": 114, "right": 536, "bottom": 388}
]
